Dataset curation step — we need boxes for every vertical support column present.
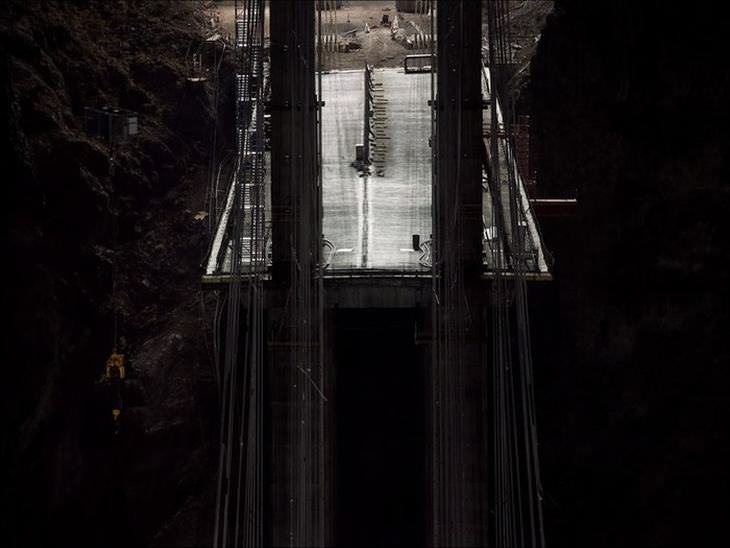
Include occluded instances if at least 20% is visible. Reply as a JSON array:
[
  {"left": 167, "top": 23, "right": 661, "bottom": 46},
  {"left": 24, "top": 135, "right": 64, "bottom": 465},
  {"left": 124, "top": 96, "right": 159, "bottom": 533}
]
[
  {"left": 436, "top": 0, "right": 483, "bottom": 278},
  {"left": 431, "top": 2, "right": 486, "bottom": 547},
  {"left": 270, "top": 0, "right": 319, "bottom": 283},
  {"left": 269, "top": 3, "right": 327, "bottom": 547}
]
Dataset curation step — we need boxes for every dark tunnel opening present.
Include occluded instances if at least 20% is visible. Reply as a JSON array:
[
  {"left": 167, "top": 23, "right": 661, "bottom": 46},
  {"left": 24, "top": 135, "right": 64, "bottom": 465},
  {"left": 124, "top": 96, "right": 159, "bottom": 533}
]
[{"left": 335, "top": 309, "right": 426, "bottom": 547}]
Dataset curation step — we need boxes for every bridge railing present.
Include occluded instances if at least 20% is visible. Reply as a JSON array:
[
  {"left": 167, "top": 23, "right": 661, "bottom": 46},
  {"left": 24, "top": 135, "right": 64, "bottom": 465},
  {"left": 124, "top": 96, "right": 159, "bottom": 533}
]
[{"left": 404, "top": 53, "right": 433, "bottom": 73}]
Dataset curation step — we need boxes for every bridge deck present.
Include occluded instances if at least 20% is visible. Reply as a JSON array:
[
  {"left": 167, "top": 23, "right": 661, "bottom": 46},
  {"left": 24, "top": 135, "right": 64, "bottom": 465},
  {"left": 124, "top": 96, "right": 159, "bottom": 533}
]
[
  {"left": 202, "top": 67, "right": 551, "bottom": 284},
  {"left": 322, "top": 69, "right": 432, "bottom": 272}
]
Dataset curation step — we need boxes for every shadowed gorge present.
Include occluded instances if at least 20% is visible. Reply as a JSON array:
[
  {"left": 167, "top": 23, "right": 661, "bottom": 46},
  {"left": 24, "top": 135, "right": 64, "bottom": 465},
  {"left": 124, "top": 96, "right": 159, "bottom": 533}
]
[
  {"left": 527, "top": 1, "right": 729, "bottom": 546},
  {"left": 3, "top": 1, "right": 727, "bottom": 546},
  {"left": 336, "top": 309, "right": 426, "bottom": 547}
]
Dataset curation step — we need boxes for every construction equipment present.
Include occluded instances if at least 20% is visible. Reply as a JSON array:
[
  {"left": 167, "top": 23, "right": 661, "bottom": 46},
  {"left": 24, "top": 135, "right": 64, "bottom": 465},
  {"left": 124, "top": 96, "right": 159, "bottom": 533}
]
[
  {"left": 100, "top": 349, "right": 126, "bottom": 428},
  {"left": 105, "top": 351, "right": 126, "bottom": 380}
]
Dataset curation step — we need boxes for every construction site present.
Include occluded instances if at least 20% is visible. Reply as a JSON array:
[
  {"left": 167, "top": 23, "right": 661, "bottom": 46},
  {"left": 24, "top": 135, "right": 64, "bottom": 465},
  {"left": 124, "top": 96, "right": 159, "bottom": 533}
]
[{"left": 3, "top": 1, "right": 728, "bottom": 547}]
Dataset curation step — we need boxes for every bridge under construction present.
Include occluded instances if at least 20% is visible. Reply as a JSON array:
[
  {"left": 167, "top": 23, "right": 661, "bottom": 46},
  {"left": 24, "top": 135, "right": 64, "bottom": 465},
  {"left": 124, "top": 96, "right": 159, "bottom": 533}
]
[{"left": 205, "top": 1, "right": 550, "bottom": 546}]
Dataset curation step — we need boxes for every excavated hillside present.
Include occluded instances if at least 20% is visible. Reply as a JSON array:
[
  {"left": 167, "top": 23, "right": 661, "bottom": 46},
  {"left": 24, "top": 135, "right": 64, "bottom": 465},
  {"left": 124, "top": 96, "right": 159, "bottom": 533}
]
[
  {"left": 2, "top": 2, "right": 229, "bottom": 545},
  {"left": 528, "top": 1, "right": 729, "bottom": 546}
]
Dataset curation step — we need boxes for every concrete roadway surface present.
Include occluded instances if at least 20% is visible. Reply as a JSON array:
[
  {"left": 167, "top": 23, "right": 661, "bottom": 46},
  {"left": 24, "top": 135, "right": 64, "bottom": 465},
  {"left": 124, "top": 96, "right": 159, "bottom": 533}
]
[{"left": 321, "top": 68, "right": 432, "bottom": 272}]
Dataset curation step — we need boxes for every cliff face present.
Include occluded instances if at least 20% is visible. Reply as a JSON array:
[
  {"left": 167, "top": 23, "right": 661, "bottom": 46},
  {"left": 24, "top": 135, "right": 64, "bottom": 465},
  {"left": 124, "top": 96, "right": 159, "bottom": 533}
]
[
  {"left": 2, "top": 2, "right": 226, "bottom": 545},
  {"left": 528, "top": 1, "right": 729, "bottom": 545}
]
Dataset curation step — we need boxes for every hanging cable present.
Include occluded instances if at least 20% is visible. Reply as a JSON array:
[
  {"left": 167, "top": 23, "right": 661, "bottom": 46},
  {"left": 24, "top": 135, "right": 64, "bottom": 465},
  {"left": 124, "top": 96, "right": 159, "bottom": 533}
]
[
  {"left": 212, "top": 1, "right": 266, "bottom": 546},
  {"left": 484, "top": 1, "right": 546, "bottom": 546}
]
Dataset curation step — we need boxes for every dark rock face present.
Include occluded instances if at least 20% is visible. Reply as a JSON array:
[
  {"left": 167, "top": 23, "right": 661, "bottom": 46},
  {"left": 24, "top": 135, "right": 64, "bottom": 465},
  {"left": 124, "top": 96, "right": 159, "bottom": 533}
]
[
  {"left": 2, "top": 2, "right": 226, "bottom": 545},
  {"left": 528, "top": 1, "right": 729, "bottom": 546}
]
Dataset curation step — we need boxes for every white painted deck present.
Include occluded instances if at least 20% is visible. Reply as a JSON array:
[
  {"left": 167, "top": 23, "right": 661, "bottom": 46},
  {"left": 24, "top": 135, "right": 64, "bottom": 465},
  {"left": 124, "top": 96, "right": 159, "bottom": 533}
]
[{"left": 321, "top": 69, "right": 432, "bottom": 272}]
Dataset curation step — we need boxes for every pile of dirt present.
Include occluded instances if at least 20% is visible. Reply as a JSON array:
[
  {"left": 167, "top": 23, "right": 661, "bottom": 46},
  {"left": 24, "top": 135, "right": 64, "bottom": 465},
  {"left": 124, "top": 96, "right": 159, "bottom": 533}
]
[
  {"left": 2, "top": 1, "right": 228, "bottom": 545},
  {"left": 319, "top": 0, "right": 426, "bottom": 70}
]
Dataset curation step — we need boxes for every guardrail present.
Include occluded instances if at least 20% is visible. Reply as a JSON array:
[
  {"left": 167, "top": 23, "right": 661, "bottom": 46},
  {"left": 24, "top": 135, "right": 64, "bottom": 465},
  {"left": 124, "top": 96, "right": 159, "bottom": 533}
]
[{"left": 404, "top": 53, "right": 433, "bottom": 73}]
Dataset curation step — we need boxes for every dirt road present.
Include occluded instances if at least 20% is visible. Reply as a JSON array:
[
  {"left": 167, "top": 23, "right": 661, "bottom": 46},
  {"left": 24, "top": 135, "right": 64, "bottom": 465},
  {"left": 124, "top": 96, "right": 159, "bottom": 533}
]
[{"left": 214, "top": 1, "right": 431, "bottom": 70}]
